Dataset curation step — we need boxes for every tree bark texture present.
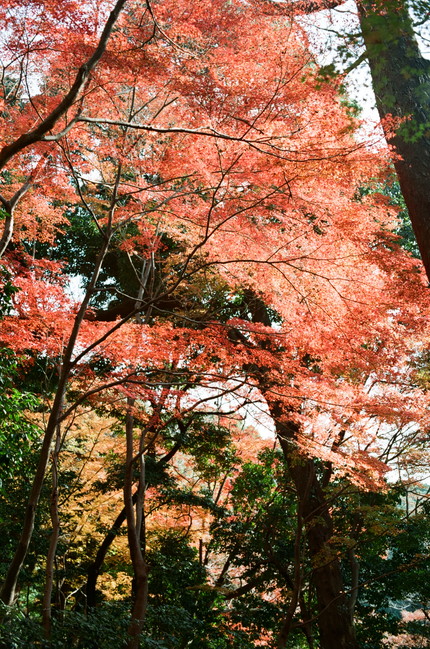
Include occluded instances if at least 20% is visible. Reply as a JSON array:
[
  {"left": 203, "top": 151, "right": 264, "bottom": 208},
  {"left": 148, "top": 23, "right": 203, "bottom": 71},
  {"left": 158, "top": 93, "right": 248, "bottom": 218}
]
[
  {"left": 273, "top": 407, "right": 358, "bottom": 649},
  {"left": 358, "top": 0, "right": 430, "bottom": 280}
]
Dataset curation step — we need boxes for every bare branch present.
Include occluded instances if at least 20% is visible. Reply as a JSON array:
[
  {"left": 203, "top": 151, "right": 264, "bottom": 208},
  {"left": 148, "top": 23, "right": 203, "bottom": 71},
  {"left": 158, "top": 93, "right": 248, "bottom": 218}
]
[
  {"left": 41, "top": 114, "right": 82, "bottom": 142},
  {"left": 0, "top": 178, "right": 33, "bottom": 258},
  {"left": 78, "top": 115, "right": 264, "bottom": 142}
]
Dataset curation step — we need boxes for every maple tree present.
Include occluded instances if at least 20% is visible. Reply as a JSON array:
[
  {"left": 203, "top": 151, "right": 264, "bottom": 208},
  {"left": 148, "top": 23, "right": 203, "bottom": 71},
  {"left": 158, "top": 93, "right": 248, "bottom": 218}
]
[{"left": 0, "top": 1, "right": 429, "bottom": 648}]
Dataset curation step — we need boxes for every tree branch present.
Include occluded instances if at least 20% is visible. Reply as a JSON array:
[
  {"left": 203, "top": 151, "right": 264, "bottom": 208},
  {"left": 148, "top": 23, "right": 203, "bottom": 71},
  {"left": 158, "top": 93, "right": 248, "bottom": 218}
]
[{"left": 0, "top": 0, "right": 129, "bottom": 170}]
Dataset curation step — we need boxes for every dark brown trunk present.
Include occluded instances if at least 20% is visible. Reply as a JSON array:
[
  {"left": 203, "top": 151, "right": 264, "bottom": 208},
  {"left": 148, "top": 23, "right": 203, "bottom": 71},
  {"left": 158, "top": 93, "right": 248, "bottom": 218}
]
[
  {"left": 274, "top": 411, "right": 358, "bottom": 649},
  {"left": 233, "top": 296, "right": 358, "bottom": 648},
  {"left": 358, "top": 0, "right": 430, "bottom": 281}
]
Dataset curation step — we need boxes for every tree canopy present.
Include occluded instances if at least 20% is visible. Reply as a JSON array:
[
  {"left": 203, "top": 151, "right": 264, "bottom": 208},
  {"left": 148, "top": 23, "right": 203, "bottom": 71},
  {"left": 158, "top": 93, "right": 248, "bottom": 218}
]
[{"left": 0, "top": 1, "right": 429, "bottom": 648}]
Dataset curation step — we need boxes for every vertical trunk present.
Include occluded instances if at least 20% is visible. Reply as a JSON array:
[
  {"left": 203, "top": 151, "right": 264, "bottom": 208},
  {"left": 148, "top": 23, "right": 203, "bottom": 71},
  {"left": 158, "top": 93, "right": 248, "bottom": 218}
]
[
  {"left": 274, "top": 412, "right": 358, "bottom": 649},
  {"left": 86, "top": 438, "right": 175, "bottom": 609},
  {"left": 124, "top": 399, "right": 149, "bottom": 649},
  {"left": 358, "top": 0, "right": 430, "bottom": 280},
  {"left": 232, "top": 298, "right": 357, "bottom": 647},
  {"left": 236, "top": 297, "right": 358, "bottom": 648},
  {"left": 42, "top": 417, "right": 62, "bottom": 637}
]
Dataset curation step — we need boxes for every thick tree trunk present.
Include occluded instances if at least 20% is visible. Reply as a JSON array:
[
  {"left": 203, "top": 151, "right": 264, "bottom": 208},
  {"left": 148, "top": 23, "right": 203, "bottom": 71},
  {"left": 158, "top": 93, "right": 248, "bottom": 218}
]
[
  {"left": 274, "top": 411, "right": 358, "bottom": 649},
  {"left": 234, "top": 294, "right": 358, "bottom": 649},
  {"left": 279, "top": 0, "right": 430, "bottom": 280},
  {"left": 358, "top": 0, "right": 430, "bottom": 280}
]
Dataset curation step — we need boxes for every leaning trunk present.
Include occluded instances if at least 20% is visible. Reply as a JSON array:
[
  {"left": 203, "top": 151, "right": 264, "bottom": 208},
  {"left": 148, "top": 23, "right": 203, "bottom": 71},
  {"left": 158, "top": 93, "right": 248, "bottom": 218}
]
[
  {"left": 0, "top": 383, "right": 66, "bottom": 607},
  {"left": 86, "top": 499, "right": 134, "bottom": 610},
  {"left": 0, "top": 213, "right": 113, "bottom": 607},
  {"left": 86, "top": 489, "right": 145, "bottom": 609}
]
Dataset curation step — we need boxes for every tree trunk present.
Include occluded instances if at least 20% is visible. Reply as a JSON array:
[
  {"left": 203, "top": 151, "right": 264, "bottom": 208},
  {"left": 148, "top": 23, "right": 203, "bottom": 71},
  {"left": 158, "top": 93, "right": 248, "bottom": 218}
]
[
  {"left": 124, "top": 399, "right": 149, "bottom": 649},
  {"left": 274, "top": 410, "right": 358, "bottom": 649},
  {"left": 235, "top": 294, "right": 358, "bottom": 649},
  {"left": 42, "top": 418, "right": 62, "bottom": 637},
  {"left": 86, "top": 438, "right": 179, "bottom": 609},
  {"left": 358, "top": 0, "right": 430, "bottom": 280}
]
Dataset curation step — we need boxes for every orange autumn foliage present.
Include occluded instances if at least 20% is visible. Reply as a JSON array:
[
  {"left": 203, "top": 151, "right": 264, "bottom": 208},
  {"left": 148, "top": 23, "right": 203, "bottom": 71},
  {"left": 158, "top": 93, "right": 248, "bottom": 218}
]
[{"left": 1, "top": 2, "right": 430, "bottom": 620}]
